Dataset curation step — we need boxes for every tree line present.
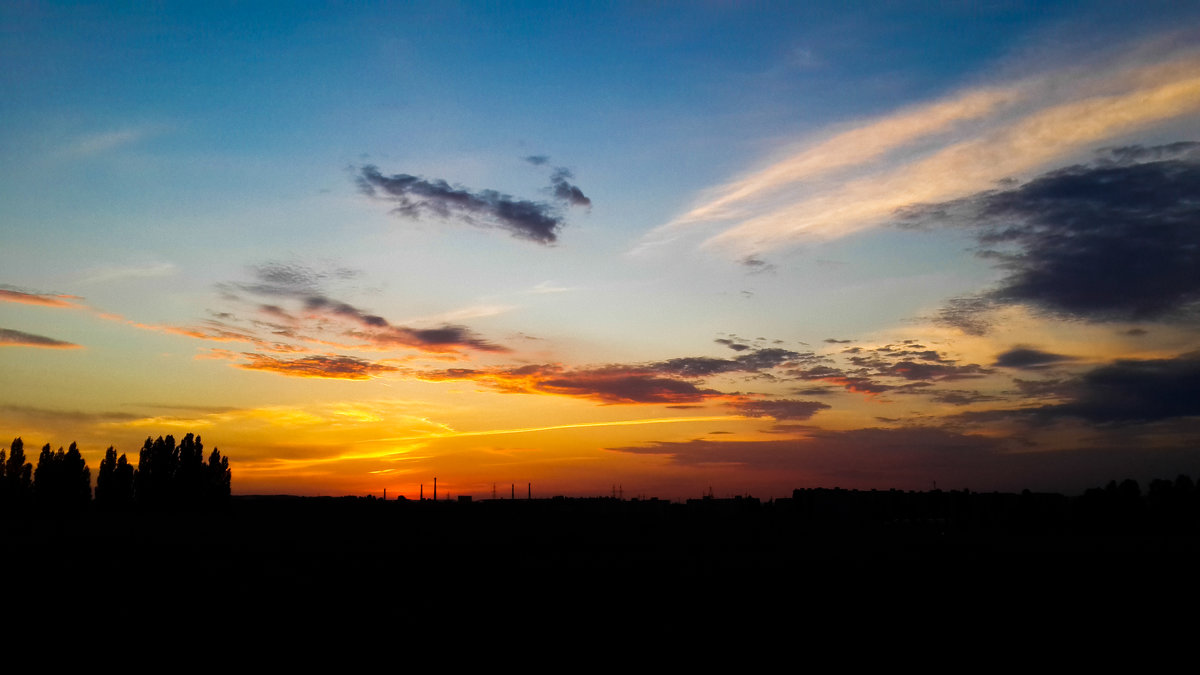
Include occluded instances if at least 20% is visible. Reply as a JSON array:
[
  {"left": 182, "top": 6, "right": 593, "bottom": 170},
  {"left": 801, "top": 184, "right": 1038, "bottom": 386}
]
[{"left": 0, "top": 433, "right": 230, "bottom": 511}]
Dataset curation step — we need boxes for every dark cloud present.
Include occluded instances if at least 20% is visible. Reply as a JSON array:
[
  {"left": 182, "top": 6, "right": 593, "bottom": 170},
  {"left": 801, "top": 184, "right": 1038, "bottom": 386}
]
[
  {"left": 0, "top": 328, "right": 80, "bottom": 349},
  {"left": 824, "top": 338, "right": 853, "bottom": 344},
  {"left": 361, "top": 324, "right": 507, "bottom": 353},
  {"left": 224, "top": 264, "right": 506, "bottom": 354},
  {"left": 966, "top": 353, "right": 1200, "bottom": 425},
  {"left": 1045, "top": 354, "right": 1200, "bottom": 424},
  {"left": 787, "top": 365, "right": 896, "bottom": 394},
  {"left": 417, "top": 364, "right": 732, "bottom": 405},
  {"left": 523, "top": 155, "right": 550, "bottom": 166},
  {"left": 792, "top": 386, "right": 838, "bottom": 396},
  {"left": 714, "top": 338, "right": 752, "bottom": 352},
  {"left": 608, "top": 426, "right": 1007, "bottom": 486},
  {"left": 0, "top": 404, "right": 138, "bottom": 423},
  {"left": 883, "top": 360, "right": 989, "bottom": 381},
  {"left": 413, "top": 344, "right": 815, "bottom": 405},
  {"left": 608, "top": 425, "right": 1200, "bottom": 493},
  {"left": 549, "top": 167, "right": 591, "bottom": 208},
  {"left": 848, "top": 344, "right": 952, "bottom": 363},
  {"left": 783, "top": 340, "right": 992, "bottom": 399},
  {"left": 993, "top": 346, "right": 1078, "bottom": 370},
  {"left": 909, "top": 143, "right": 1200, "bottom": 329},
  {"left": 651, "top": 347, "right": 811, "bottom": 378},
  {"left": 1012, "top": 378, "right": 1070, "bottom": 399},
  {"left": 731, "top": 399, "right": 831, "bottom": 420},
  {"left": 130, "top": 403, "right": 240, "bottom": 414},
  {"left": 936, "top": 296, "right": 998, "bottom": 336},
  {"left": 358, "top": 164, "right": 588, "bottom": 244},
  {"left": 303, "top": 295, "right": 388, "bottom": 328},
  {"left": 1102, "top": 142, "right": 1200, "bottom": 164},
  {"left": 926, "top": 390, "right": 1001, "bottom": 406},
  {"left": 242, "top": 262, "right": 358, "bottom": 297},
  {"left": 740, "top": 255, "right": 776, "bottom": 274},
  {"left": 236, "top": 354, "right": 400, "bottom": 380}
]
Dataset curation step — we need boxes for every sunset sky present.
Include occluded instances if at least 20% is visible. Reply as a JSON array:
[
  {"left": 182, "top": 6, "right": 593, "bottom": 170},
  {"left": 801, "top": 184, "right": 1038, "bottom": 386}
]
[{"left": 4, "top": 1, "right": 1200, "bottom": 499}]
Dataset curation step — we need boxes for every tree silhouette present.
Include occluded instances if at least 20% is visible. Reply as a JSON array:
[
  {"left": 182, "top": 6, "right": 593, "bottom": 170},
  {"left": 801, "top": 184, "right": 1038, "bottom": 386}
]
[
  {"left": 33, "top": 442, "right": 91, "bottom": 510},
  {"left": 135, "top": 435, "right": 176, "bottom": 507},
  {"left": 205, "top": 447, "right": 231, "bottom": 503},
  {"left": 133, "top": 434, "right": 231, "bottom": 508},
  {"left": 96, "top": 446, "right": 135, "bottom": 509},
  {"left": 3, "top": 438, "right": 33, "bottom": 506}
]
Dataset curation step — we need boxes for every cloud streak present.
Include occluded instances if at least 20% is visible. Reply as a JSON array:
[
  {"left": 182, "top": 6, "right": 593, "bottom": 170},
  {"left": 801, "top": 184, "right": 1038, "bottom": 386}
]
[
  {"left": 358, "top": 163, "right": 589, "bottom": 244},
  {"left": 993, "top": 347, "right": 1079, "bottom": 370},
  {"left": 731, "top": 398, "right": 830, "bottom": 420},
  {"left": 416, "top": 364, "right": 737, "bottom": 405},
  {"left": 640, "top": 42, "right": 1200, "bottom": 257},
  {"left": 411, "top": 345, "right": 832, "bottom": 409},
  {"left": 234, "top": 353, "right": 401, "bottom": 380},
  {"left": 0, "top": 328, "right": 81, "bottom": 349},
  {"left": 218, "top": 262, "right": 508, "bottom": 355},
  {"left": 0, "top": 289, "right": 85, "bottom": 309}
]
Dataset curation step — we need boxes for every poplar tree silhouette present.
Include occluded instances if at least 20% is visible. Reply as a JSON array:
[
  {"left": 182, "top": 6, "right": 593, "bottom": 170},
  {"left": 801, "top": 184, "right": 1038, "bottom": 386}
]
[
  {"left": 96, "top": 446, "right": 135, "bottom": 508},
  {"left": 3, "top": 438, "right": 33, "bottom": 506},
  {"left": 134, "top": 434, "right": 231, "bottom": 508},
  {"left": 135, "top": 435, "right": 177, "bottom": 507},
  {"left": 32, "top": 442, "right": 91, "bottom": 510},
  {"left": 205, "top": 446, "right": 231, "bottom": 503}
]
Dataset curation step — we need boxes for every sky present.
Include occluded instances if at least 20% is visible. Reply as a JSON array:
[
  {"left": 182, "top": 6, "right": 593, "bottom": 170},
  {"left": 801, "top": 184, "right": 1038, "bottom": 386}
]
[{"left": 4, "top": 1, "right": 1200, "bottom": 499}]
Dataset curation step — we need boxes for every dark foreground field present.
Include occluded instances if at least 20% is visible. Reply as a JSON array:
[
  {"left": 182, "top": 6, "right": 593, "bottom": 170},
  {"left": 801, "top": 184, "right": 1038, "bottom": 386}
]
[{"left": 6, "top": 489, "right": 1200, "bottom": 620}]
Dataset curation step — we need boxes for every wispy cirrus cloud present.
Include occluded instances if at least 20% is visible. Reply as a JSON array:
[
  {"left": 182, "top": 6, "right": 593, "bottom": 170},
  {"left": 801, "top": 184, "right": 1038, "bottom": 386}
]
[
  {"left": 215, "top": 262, "right": 508, "bottom": 355},
  {"left": 61, "top": 126, "right": 160, "bottom": 157},
  {"left": 0, "top": 263, "right": 506, "bottom": 361},
  {"left": 0, "top": 327, "right": 81, "bottom": 349},
  {"left": 0, "top": 288, "right": 86, "bottom": 309},
  {"left": 639, "top": 39, "right": 1200, "bottom": 257},
  {"left": 79, "top": 262, "right": 177, "bottom": 284}
]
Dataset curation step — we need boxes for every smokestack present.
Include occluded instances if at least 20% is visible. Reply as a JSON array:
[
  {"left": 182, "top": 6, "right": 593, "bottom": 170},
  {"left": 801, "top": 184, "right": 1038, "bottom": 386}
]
[
  {"left": 434, "top": 477, "right": 437, "bottom": 501},
  {"left": 528, "top": 482, "right": 531, "bottom": 500},
  {"left": 511, "top": 483, "right": 514, "bottom": 499},
  {"left": 420, "top": 484, "right": 423, "bottom": 500}
]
